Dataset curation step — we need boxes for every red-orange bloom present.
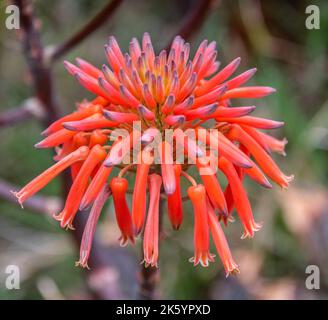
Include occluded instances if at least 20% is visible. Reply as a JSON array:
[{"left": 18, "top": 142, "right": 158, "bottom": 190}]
[
  {"left": 14, "top": 33, "right": 292, "bottom": 275},
  {"left": 110, "top": 177, "right": 135, "bottom": 246},
  {"left": 188, "top": 184, "right": 215, "bottom": 267},
  {"left": 132, "top": 148, "right": 154, "bottom": 234},
  {"left": 54, "top": 144, "right": 107, "bottom": 229},
  {"left": 207, "top": 198, "right": 239, "bottom": 276},
  {"left": 143, "top": 174, "right": 162, "bottom": 267},
  {"left": 167, "top": 164, "right": 183, "bottom": 230}
]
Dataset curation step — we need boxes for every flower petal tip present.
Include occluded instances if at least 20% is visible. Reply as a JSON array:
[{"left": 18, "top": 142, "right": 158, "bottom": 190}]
[
  {"left": 172, "top": 224, "right": 181, "bottom": 231},
  {"left": 241, "top": 221, "right": 263, "bottom": 239},
  {"left": 78, "top": 202, "right": 90, "bottom": 211},
  {"left": 75, "top": 260, "right": 91, "bottom": 270},
  {"left": 104, "top": 159, "right": 114, "bottom": 167},
  {"left": 119, "top": 235, "right": 135, "bottom": 247},
  {"left": 11, "top": 190, "right": 24, "bottom": 208},
  {"left": 281, "top": 174, "right": 294, "bottom": 189},
  {"left": 164, "top": 184, "right": 176, "bottom": 195},
  {"left": 189, "top": 253, "right": 215, "bottom": 267},
  {"left": 41, "top": 128, "right": 50, "bottom": 136},
  {"left": 262, "top": 180, "right": 273, "bottom": 189},
  {"left": 34, "top": 141, "right": 44, "bottom": 148},
  {"left": 225, "top": 265, "right": 240, "bottom": 278}
]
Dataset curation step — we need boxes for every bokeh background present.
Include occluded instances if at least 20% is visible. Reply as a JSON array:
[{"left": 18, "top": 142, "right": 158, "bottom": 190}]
[{"left": 0, "top": 0, "right": 327, "bottom": 299}]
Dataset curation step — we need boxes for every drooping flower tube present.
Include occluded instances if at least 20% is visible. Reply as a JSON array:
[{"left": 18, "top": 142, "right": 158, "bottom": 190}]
[
  {"left": 132, "top": 148, "right": 154, "bottom": 234},
  {"left": 167, "top": 164, "right": 183, "bottom": 230},
  {"left": 54, "top": 144, "right": 107, "bottom": 229},
  {"left": 187, "top": 182, "right": 215, "bottom": 267},
  {"left": 143, "top": 173, "right": 162, "bottom": 267},
  {"left": 76, "top": 185, "right": 111, "bottom": 268},
  {"left": 110, "top": 176, "right": 135, "bottom": 246},
  {"left": 207, "top": 197, "right": 239, "bottom": 276},
  {"left": 218, "top": 157, "right": 262, "bottom": 239},
  {"left": 13, "top": 33, "right": 292, "bottom": 275}
]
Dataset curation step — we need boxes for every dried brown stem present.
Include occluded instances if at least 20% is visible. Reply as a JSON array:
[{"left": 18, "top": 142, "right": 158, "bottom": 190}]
[
  {"left": 0, "top": 97, "right": 45, "bottom": 127},
  {"left": 0, "top": 107, "right": 32, "bottom": 127},
  {"left": 14, "top": 0, "right": 59, "bottom": 126},
  {"left": 48, "top": 0, "right": 123, "bottom": 63},
  {"left": 138, "top": 263, "right": 159, "bottom": 300}
]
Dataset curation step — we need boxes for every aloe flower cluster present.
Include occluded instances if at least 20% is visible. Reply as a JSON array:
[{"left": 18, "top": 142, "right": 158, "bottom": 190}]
[{"left": 13, "top": 33, "right": 292, "bottom": 276}]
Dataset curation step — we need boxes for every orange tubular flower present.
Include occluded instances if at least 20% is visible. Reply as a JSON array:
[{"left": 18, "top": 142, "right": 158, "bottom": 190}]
[
  {"left": 167, "top": 164, "right": 183, "bottom": 230},
  {"left": 188, "top": 184, "right": 214, "bottom": 267},
  {"left": 227, "top": 124, "right": 293, "bottom": 188},
  {"left": 55, "top": 145, "right": 107, "bottom": 229},
  {"left": 13, "top": 146, "right": 90, "bottom": 206},
  {"left": 110, "top": 177, "right": 135, "bottom": 246},
  {"left": 14, "top": 33, "right": 292, "bottom": 274},
  {"left": 257, "top": 131, "right": 288, "bottom": 156},
  {"left": 158, "top": 141, "right": 176, "bottom": 195},
  {"left": 218, "top": 157, "right": 262, "bottom": 239},
  {"left": 196, "top": 159, "right": 228, "bottom": 216},
  {"left": 143, "top": 174, "right": 162, "bottom": 267},
  {"left": 79, "top": 164, "right": 113, "bottom": 210},
  {"left": 132, "top": 149, "right": 154, "bottom": 235},
  {"left": 207, "top": 198, "right": 239, "bottom": 276},
  {"left": 42, "top": 103, "right": 103, "bottom": 136},
  {"left": 76, "top": 185, "right": 111, "bottom": 268},
  {"left": 35, "top": 128, "right": 76, "bottom": 148}
]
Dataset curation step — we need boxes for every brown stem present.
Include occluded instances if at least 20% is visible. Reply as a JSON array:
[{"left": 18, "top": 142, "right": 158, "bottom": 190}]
[
  {"left": 138, "top": 263, "right": 159, "bottom": 300},
  {"left": 0, "top": 107, "right": 32, "bottom": 127},
  {"left": 165, "top": 0, "right": 214, "bottom": 51},
  {"left": 48, "top": 0, "right": 123, "bottom": 63},
  {"left": 14, "top": 0, "right": 59, "bottom": 126},
  {"left": 0, "top": 97, "right": 45, "bottom": 127}
]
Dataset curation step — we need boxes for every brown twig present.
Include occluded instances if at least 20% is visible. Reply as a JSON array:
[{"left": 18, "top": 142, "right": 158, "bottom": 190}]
[
  {"left": 165, "top": 0, "right": 214, "bottom": 51},
  {"left": 14, "top": 0, "right": 59, "bottom": 126},
  {"left": 0, "top": 107, "right": 32, "bottom": 127},
  {"left": 138, "top": 263, "right": 159, "bottom": 300},
  {"left": 48, "top": 0, "right": 123, "bottom": 63},
  {"left": 0, "top": 97, "right": 45, "bottom": 127}
]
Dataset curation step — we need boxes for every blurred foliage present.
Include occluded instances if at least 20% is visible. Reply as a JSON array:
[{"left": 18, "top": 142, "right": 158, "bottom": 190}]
[{"left": 0, "top": 0, "right": 327, "bottom": 299}]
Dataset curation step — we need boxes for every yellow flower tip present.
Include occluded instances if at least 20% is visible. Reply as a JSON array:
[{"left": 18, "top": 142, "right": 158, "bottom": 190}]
[
  {"left": 225, "top": 265, "right": 241, "bottom": 278},
  {"left": 75, "top": 260, "right": 91, "bottom": 270},
  {"left": 287, "top": 174, "right": 295, "bottom": 184},
  {"left": 189, "top": 253, "right": 215, "bottom": 267},
  {"left": 141, "top": 258, "right": 158, "bottom": 269},
  {"left": 119, "top": 234, "right": 135, "bottom": 247},
  {"left": 241, "top": 221, "right": 262, "bottom": 239},
  {"left": 53, "top": 212, "right": 63, "bottom": 222},
  {"left": 65, "top": 224, "right": 75, "bottom": 231}
]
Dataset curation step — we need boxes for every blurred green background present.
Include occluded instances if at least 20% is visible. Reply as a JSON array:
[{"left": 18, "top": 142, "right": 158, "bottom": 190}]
[{"left": 0, "top": 0, "right": 327, "bottom": 299}]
